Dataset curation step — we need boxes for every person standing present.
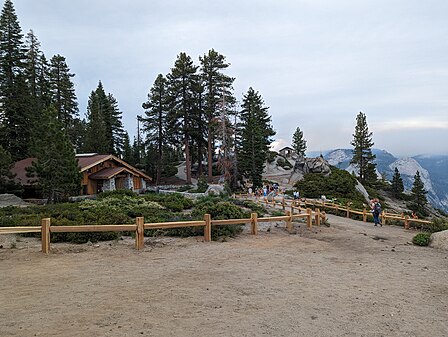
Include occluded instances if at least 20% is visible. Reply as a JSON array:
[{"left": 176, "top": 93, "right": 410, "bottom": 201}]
[{"left": 371, "top": 198, "right": 382, "bottom": 226}]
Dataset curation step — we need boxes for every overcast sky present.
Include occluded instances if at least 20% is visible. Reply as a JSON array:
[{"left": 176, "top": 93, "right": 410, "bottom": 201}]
[{"left": 12, "top": 0, "right": 448, "bottom": 156}]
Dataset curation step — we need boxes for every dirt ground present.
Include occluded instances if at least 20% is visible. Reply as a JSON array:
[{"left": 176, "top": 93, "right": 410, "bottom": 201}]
[{"left": 1, "top": 214, "right": 447, "bottom": 337}]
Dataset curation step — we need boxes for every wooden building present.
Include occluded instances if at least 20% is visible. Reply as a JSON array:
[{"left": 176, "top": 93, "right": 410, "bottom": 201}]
[
  {"left": 279, "top": 146, "right": 295, "bottom": 158},
  {"left": 12, "top": 153, "right": 151, "bottom": 196}
]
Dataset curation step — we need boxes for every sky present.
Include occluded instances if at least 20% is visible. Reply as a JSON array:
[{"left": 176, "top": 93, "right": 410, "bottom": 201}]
[{"left": 11, "top": 0, "right": 448, "bottom": 157}]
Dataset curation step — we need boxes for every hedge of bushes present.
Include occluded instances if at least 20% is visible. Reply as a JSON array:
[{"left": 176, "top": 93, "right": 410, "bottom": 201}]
[{"left": 0, "top": 192, "right": 250, "bottom": 243}]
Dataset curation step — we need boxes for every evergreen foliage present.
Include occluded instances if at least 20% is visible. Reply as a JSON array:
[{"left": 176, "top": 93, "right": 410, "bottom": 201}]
[
  {"left": 294, "top": 168, "right": 362, "bottom": 202},
  {"left": 0, "top": 0, "right": 32, "bottom": 161},
  {"left": 166, "top": 52, "right": 199, "bottom": 184},
  {"left": 84, "top": 81, "right": 125, "bottom": 155},
  {"left": 350, "top": 112, "right": 376, "bottom": 184},
  {"left": 391, "top": 167, "right": 404, "bottom": 198},
  {"left": 199, "top": 49, "right": 235, "bottom": 182},
  {"left": 410, "top": 170, "right": 428, "bottom": 215},
  {"left": 237, "top": 87, "right": 275, "bottom": 188},
  {"left": 27, "top": 106, "right": 81, "bottom": 203},
  {"left": 292, "top": 126, "right": 307, "bottom": 157},
  {"left": 142, "top": 74, "right": 169, "bottom": 184},
  {"left": 0, "top": 144, "right": 21, "bottom": 193},
  {"left": 48, "top": 54, "right": 80, "bottom": 146}
]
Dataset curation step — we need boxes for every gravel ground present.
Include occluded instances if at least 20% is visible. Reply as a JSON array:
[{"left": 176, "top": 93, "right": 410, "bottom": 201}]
[{"left": 1, "top": 214, "right": 447, "bottom": 337}]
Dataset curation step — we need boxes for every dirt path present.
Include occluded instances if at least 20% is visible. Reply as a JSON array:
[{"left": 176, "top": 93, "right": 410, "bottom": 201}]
[{"left": 1, "top": 215, "right": 447, "bottom": 337}]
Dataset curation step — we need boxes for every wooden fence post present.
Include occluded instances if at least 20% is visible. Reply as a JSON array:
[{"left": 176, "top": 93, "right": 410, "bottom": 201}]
[
  {"left": 346, "top": 205, "right": 350, "bottom": 218},
  {"left": 382, "top": 211, "right": 386, "bottom": 226},
  {"left": 286, "top": 211, "right": 293, "bottom": 233},
  {"left": 306, "top": 208, "right": 312, "bottom": 229},
  {"left": 41, "top": 218, "right": 51, "bottom": 254},
  {"left": 204, "top": 214, "right": 211, "bottom": 242},
  {"left": 404, "top": 215, "right": 410, "bottom": 229},
  {"left": 282, "top": 197, "right": 285, "bottom": 210},
  {"left": 251, "top": 212, "right": 258, "bottom": 235},
  {"left": 321, "top": 211, "right": 327, "bottom": 224},
  {"left": 315, "top": 208, "right": 321, "bottom": 226},
  {"left": 362, "top": 208, "right": 367, "bottom": 222},
  {"left": 136, "top": 217, "right": 144, "bottom": 250}
]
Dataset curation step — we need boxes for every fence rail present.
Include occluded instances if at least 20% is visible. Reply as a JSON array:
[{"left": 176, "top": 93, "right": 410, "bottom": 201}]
[
  {"left": 0, "top": 202, "right": 325, "bottom": 253},
  {"left": 2, "top": 193, "right": 427, "bottom": 254},
  {"left": 235, "top": 193, "right": 432, "bottom": 229}
]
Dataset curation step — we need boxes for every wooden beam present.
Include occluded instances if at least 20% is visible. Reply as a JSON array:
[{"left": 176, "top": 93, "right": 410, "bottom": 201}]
[
  {"left": 315, "top": 208, "right": 321, "bottom": 226},
  {"left": 286, "top": 211, "right": 293, "bottom": 233},
  {"left": 41, "top": 218, "right": 50, "bottom": 254},
  {"left": 306, "top": 208, "right": 312, "bottom": 229},
  {"left": 145, "top": 221, "right": 205, "bottom": 230},
  {"left": 211, "top": 218, "right": 252, "bottom": 225},
  {"left": 204, "top": 214, "right": 211, "bottom": 242},
  {"left": 0, "top": 226, "right": 41, "bottom": 234},
  {"left": 51, "top": 224, "right": 136, "bottom": 232},
  {"left": 251, "top": 212, "right": 258, "bottom": 235},
  {"left": 136, "top": 217, "right": 144, "bottom": 250}
]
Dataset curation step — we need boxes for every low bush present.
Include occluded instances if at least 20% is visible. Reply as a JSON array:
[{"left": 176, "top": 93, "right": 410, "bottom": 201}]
[
  {"left": 192, "top": 198, "right": 247, "bottom": 240},
  {"left": 412, "top": 233, "right": 431, "bottom": 246},
  {"left": 276, "top": 158, "right": 293, "bottom": 170}
]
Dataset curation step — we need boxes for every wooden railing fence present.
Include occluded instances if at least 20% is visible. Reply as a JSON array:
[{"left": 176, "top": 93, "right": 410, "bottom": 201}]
[
  {"left": 1, "top": 193, "right": 431, "bottom": 254},
  {"left": 234, "top": 193, "right": 432, "bottom": 230},
  {"left": 0, "top": 203, "right": 324, "bottom": 253}
]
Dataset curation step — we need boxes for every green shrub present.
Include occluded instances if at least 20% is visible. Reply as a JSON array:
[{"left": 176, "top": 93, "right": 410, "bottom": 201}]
[
  {"left": 196, "top": 174, "right": 209, "bottom": 193},
  {"left": 192, "top": 198, "right": 246, "bottom": 240},
  {"left": 276, "top": 158, "right": 293, "bottom": 170},
  {"left": 97, "top": 189, "right": 137, "bottom": 199},
  {"left": 144, "top": 193, "right": 194, "bottom": 211},
  {"left": 412, "top": 233, "right": 431, "bottom": 246},
  {"left": 294, "top": 168, "right": 366, "bottom": 208}
]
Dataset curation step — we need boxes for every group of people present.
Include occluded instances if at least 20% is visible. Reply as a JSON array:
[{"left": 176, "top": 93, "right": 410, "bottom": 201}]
[
  {"left": 370, "top": 198, "right": 382, "bottom": 227},
  {"left": 248, "top": 183, "right": 283, "bottom": 198}
]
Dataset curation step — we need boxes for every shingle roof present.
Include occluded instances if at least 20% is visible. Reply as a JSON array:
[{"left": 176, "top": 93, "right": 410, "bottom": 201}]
[
  {"left": 88, "top": 167, "right": 130, "bottom": 180},
  {"left": 12, "top": 158, "right": 37, "bottom": 185}
]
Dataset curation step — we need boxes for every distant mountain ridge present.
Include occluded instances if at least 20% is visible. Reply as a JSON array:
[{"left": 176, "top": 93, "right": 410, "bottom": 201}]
[{"left": 323, "top": 148, "right": 448, "bottom": 212}]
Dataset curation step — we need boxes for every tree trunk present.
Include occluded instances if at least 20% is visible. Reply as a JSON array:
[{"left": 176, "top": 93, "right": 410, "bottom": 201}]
[
  {"left": 185, "top": 133, "right": 192, "bottom": 184},
  {"left": 207, "top": 129, "right": 213, "bottom": 182}
]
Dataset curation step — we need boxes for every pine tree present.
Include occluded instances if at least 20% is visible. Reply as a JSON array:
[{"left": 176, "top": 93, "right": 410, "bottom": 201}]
[
  {"left": 410, "top": 170, "right": 428, "bottom": 215},
  {"left": 28, "top": 106, "right": 81, "bottom": 203},
  {"left": 142, "top": 74, "right": 169, "bottom": 185},
  {"left": 0, "top": 144, "right": 21, "bottom": 194},
  {"left": 84, "top": 85, "right": 108, "bottom": 153},
  {"left": 49, "top": 54, "right": 79, "bottom": 144},
  {"left": 237, "top": 87, "right": 275, "bottom": 188},
  {"left": 350, "top": 112, "right": 376, "bottom": 184},
  {"left": 391, "top": 167, "right": 404, "bottom": 198},
  {"left": 0, "top": 0, "right": 32, "bottom": 161},
  {"left": 199, "top": 49, "right": 235, "bottom": 182},
  {"left": 122, "top": 132, "right": 133, "bottom": 164},
  {"left": 83, "top": 82, "right": 125, "bottom": 155},
  {"left": 166, "top": 52, "right": 199, "bottom": 184},
  {"left": 292, "top": 126, "right": 307, "bottom": 157}
]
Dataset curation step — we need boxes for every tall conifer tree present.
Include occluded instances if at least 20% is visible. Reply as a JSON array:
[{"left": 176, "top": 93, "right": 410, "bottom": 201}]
[
  {"left": 292, "top": 126, "right": 307, "bottom": 157},
  {"left": 142, "top": 74, "right": 169, "bottom": 185},
  {"left": 391, "top": 167, "right": 404, "bottom": 198},
  {"left": 0, "top": 0, "right": 32, "bottom": 161},
  {"left": 166, "top": 52, "right": 199, "bottom": 184},
  {"left": 199, "top": 49, "right": 235, "bottom": 182},
  {"left": 350, "top": 112, "right": 376, "bottom": 184},
  {"left": 237, "top": 87, "right": 275, "bottom": 188},
  {"left": 84, "top": 81, "right": 125, "bottom": 155},
  {"left": 49, "top": 54, "right": 79, "bottom": 143},
  {"left": 410, "top": 170, "right": 428, "bottom": 215},
  {"left": 28, "top": 106, "right": 81, "bottom": 203}
]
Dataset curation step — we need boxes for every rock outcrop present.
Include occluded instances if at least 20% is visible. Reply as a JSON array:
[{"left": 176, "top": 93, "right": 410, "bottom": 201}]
[
  {"left": 429, "top": 230, "right": 448, "bottom": 251},
  {"left": 293, "top": 156, "right": 331, "bottom": 176}
]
